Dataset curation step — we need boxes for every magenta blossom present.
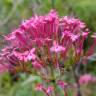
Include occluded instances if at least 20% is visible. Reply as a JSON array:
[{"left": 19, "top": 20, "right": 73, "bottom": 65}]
[
  {"left": 50, "top": 41, "right": 65, "bottom": 53},
  {"left": 57, "top": 80, "right": 68, "bottom": 89},
  {"left": 32, "top": 61, "right": 42, "bottom": 70},
  {"left": 13, "top": 48, "right": 36, "bottom": 62}
]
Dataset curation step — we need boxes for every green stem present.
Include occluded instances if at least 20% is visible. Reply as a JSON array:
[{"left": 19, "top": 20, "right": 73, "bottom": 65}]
[
  {"left": 50, "top": 66, "right": 57, "bottom": 96},
  {"left": 51, "top": 0, "right": 55, "bottom": 9},
  {"left": 72, "top": 65, "right": 82, "bottom": 96}
]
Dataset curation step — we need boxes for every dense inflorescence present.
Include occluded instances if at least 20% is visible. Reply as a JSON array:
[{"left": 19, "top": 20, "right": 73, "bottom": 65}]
[{"left": 0, "top": 10, "right": 96, "bottom": 96}]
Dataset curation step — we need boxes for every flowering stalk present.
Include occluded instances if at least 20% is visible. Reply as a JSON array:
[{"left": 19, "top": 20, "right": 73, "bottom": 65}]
[
  {"left": 64, "top": 89, "right": 68, "bottom": 96},
  {"left": 73, "top": 63, "right": 82, "bottom": 96},
  {"left": 50, "top": 66, "right": 57, "bottom": 96}
]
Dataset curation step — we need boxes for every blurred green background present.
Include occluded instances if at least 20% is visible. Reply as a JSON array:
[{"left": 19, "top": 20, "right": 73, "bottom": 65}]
[
  {"left": 0, "top": 0, "right": 96, "bottom": 34},
  {"left": 0, "top": 0, "right": 96, "bottom": 96}
]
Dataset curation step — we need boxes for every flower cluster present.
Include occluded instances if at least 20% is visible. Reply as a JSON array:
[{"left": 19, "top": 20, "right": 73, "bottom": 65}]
[{"left": 0, "top": 10, "right": 96, "bottom": 96}]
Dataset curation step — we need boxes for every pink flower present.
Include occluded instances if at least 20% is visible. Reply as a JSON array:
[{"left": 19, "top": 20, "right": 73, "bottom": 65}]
[
  {"left": 50, "top": 41, "right": 65, "bottom": 53},
  {"left": 46, "top": 86, "right": 54, "bottom": 94},
  {"left": 82, "top": 32, "right": 89, "bottom": 38},
  {"left": 15, "top": 30, "right": 27, "bottom": 45},
  {"left": 79, "top": 74, "right": 96, "bottom": 85},
  {"left": 60, "top": 16, "right": 85, "bottom": 34},
  {"left": 57, "top": 80, "right": 68, "bottom": 89},
  {"left": 32, "top": 61, "right": 42, "bottom": 70},
  {"left": 62, "top": 31, "right": 80, "bottom": 42},
  {"left": 13, "top": 48, "right": 36, "bottom": 62},
  {"left": 26, "top": 48, "right": 36, "bottom": 61},
  {"left": 13, "top": 50, "right": 28, "bottom": 61},
  {"left": 35, "top": 84, "right": 43, "bottom": 91}
]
